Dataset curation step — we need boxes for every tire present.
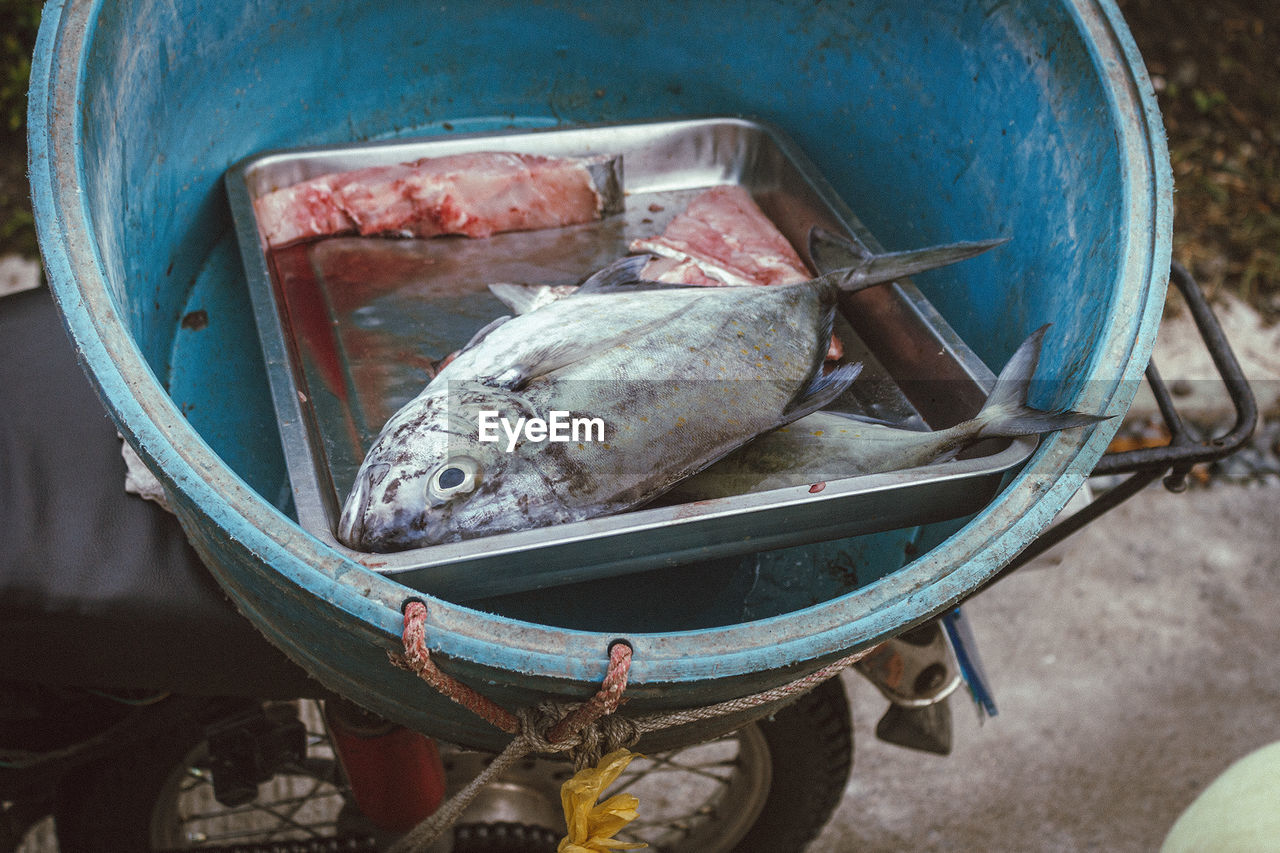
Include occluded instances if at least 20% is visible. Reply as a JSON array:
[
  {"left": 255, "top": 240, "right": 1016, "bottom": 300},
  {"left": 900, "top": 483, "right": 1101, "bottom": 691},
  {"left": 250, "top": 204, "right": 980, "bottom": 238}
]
[
  {"left": 53, "top": 699, "right": 367, "bottom": 852},
  {"left": 731, "top": 675, "right": 853, "bottom": 852},
  {"left": 53, "top": 680, "right": 852, "bottom": 852},
  {"left": 618, "top": 675, "right": 853, "bottom": 853},
  {"left": 52, "top": 708, "right": 200, "bottom": 852}
]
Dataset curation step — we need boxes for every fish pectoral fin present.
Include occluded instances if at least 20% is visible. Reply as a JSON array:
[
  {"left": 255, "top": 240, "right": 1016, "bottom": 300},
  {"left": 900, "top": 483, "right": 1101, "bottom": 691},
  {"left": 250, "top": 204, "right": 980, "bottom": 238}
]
[
  {"left": 479, "top": 337, "right": 597, "bottom": 390},
  {"left": 782, "top": 361, "right": 864, "bottom": 420}
]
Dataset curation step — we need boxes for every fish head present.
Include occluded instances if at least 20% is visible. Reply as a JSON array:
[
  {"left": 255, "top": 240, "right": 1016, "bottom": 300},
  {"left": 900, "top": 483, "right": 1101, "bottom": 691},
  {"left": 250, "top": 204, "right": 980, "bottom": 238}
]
[{"left": 337, "top": 384, "right": 575, "bottom": 551}]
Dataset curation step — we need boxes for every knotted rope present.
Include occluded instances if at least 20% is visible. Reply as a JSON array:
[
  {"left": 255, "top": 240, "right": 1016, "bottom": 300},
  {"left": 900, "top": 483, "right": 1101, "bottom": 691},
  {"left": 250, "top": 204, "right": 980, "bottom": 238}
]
[{"left": 387, "top": 600, "right": 871, "bottom": 852}]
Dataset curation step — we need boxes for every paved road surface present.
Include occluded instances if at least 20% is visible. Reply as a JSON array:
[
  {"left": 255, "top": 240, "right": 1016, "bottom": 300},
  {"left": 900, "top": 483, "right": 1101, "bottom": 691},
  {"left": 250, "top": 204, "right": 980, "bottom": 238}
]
[{"left": 814, "top": 481, "right": 1280, "bottom": 851}]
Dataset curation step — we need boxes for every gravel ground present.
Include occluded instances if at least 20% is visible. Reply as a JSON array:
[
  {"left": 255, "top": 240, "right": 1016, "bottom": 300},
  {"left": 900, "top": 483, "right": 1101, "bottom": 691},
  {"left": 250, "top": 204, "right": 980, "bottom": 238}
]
[{"left": 1116, "top": 0, "right": 1280, "bottom": 320}]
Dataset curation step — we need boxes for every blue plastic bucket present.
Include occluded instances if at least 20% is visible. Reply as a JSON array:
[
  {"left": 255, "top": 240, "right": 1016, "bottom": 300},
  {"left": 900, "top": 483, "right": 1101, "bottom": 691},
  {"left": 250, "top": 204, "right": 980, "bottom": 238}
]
[{"left": 29, "top": 0, "right": 1169, "bottom": 750}]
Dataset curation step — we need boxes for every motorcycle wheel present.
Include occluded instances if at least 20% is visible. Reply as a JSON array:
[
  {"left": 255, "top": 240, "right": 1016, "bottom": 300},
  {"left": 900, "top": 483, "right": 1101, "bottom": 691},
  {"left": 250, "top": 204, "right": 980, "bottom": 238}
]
[
  {"left": 53, "top": 700, "right": 365, "bottom": 852},
  {"left": 52, "top": 678, "right": 851, "bottom": 852}
]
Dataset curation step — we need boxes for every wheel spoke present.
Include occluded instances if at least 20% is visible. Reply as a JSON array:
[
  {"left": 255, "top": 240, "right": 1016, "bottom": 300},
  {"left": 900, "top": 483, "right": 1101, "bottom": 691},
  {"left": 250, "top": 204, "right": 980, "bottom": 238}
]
[
  {"left": 615, "top": 751, "right": 740, "bottom": 788},
  {"left": 163, "top": 702, "right": 356, "bottom": 846},
  {"left": 146, "top": 696, "right": 838, "bottom": 853}
]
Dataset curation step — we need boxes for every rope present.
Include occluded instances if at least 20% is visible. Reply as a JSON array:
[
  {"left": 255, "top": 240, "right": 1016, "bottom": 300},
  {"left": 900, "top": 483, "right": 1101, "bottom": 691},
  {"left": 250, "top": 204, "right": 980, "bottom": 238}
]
[
  {"left": 392, "top": 600, "right": 520, "bottom": 734},
  {"left": 546, "top": 641, "right": 632, "bottom": 745},
  {"left": 629, "top": 647, "right": 870, "bottom": 734},
  {"left": 387, "top": 601, "right": 872, "bottom": 852},
  {"left": 388, "top": 734, "right": 528, "bottom": 853}
]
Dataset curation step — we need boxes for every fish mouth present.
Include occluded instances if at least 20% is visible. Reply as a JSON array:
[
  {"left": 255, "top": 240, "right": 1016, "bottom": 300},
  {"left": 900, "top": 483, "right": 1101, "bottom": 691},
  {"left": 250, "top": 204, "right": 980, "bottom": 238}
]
[
  {"left": 337, "top": 461, "right": 393, "bottom": 550},
  {"left": 336, "top": 473, "right": 372, "bottom": 549},
  {"left": 348, "top": 510, "right": 462, "bottom": 553}
]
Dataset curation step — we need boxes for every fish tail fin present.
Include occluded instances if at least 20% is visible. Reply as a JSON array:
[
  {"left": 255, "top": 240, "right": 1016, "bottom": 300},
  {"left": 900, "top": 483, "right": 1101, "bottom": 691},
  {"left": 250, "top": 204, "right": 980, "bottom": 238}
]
[
  {"left": 970, "top": 324, "right": 1111, "bottom": 440},
  {"left": 810, "top": 227, "right": 1008, "bottom": 294}
]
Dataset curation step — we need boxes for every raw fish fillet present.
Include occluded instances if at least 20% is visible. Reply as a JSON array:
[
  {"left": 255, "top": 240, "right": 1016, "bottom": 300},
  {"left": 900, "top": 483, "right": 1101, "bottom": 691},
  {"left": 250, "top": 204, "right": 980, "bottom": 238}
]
[
  {"left": 253, "top": 179, "right": 355, "bottom": 248},
  {"left": 631, "top": 185, "right": 842, "bottom": 359},
  {"left": 630, "top": 185, "right": 812, "bottom": 287},
  {"left": 254, "top": 151, "right": 621, "bottom": 248}
]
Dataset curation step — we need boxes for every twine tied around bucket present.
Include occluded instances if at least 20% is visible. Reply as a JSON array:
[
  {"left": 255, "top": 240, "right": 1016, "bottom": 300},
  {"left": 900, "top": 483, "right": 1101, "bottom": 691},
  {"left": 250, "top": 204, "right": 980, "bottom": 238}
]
[{"left": 387, "top": 599, "right": 874, "bottom": 852}]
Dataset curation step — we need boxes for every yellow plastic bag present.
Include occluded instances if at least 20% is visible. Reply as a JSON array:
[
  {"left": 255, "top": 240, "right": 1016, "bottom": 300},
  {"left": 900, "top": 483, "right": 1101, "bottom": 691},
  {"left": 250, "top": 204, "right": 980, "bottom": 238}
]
[{"left": 558, "top": 748, "right": 647, "bottom": 852}]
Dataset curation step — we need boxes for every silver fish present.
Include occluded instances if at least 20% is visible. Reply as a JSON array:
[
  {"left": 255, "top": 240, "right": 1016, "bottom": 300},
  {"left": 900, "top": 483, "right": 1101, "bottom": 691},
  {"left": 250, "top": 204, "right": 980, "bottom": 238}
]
[
  {"left": 338, "top": 233, "right": 1005, "bottom": 552},
  {"left": 667, "top": 326, "right": 1107, "bottom": 501},
  {"left": 338, "top": 256, "right": 859, "bottom": 550}
]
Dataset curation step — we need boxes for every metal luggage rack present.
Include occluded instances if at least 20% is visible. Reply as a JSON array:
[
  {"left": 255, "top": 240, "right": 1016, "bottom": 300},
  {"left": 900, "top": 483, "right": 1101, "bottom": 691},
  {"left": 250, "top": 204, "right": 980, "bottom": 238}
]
[{"left": 989, "top": 263, "right": 1259, "bottom": 586}]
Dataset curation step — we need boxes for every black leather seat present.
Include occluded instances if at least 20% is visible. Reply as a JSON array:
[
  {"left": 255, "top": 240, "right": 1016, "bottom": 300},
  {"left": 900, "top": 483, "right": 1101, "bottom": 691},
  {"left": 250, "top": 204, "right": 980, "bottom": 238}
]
[{"left": 0, "top": 286, "right": 322, "bottom": 698}]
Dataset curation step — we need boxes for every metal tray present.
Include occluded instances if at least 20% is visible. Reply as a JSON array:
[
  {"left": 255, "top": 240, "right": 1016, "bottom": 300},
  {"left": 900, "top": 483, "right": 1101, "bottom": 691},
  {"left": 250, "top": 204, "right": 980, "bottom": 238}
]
[{"left": 226, "top": 117, "right": 1036, "bottom": 602}]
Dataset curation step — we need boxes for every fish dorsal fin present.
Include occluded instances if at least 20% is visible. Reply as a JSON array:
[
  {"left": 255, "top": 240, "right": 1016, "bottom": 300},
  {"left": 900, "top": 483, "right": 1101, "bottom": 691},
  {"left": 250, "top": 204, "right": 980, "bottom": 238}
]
[
  {"left": 575, "top": 254, "right": 702, "bottom": 295},
  {"left": 488, "top": 283, "right": 551, "bottom": 315},
  {"left": 457, "top": 314, "right": 512, "bottom": 356},
  {"left": 576, "top": 254, "right": 652, "bottom": 293}
]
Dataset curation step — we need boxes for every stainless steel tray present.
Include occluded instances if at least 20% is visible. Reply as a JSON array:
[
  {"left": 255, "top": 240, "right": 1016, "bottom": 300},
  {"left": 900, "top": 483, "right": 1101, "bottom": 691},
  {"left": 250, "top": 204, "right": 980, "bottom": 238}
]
[{"left": 226, "top": 117, "right": 1035, "bottom": 601}]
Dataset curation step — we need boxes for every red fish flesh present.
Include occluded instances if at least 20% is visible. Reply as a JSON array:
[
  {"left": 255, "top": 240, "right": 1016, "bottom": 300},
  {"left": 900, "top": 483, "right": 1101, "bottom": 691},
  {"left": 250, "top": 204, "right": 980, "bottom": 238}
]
[
  {"left": 630, "top": 185, "right": 811, "bottom": 287},
  {"left": 254, "top": 151, "right": 622, "bottom": 248},
  {"left": 631, "top": 185, "right": 842, "bottom": 359}
]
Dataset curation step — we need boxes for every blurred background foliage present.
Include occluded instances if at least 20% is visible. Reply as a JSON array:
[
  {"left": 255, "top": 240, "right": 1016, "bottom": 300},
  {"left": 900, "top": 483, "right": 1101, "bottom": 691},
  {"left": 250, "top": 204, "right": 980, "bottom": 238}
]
[
  {"left": 1118, "top": 0, "right": 1280, "bottom": 320},
  {"left": 1, "top": 0, "right": 40, "bottom": 258}
]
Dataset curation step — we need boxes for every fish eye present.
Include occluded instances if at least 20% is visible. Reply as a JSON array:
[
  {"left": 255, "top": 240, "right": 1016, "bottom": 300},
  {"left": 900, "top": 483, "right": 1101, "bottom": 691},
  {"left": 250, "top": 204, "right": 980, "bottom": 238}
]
[{"left": 427, "top": 456, "right": 481, "bottom": 505}]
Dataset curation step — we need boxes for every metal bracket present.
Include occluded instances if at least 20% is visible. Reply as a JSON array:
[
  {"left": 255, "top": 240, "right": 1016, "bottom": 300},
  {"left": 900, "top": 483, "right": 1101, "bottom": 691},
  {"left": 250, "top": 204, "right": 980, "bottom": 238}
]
[
  {"left": 204, "top": 702, "right": 307, "bottom": 808},
  {"left": 982, "top": 262, "right": 1258, "bottom": 588},
  {"left": 854, "top": 621, "right": 962, "bottom": 708},
  {"left": 858, "top": 621, "right": 961, "bottom": 755}
]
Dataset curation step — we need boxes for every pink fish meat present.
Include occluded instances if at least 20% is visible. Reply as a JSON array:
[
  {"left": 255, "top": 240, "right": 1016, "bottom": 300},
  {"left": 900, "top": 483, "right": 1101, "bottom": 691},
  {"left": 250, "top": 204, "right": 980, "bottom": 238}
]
[
  {"left": 254, "top": 151, "right": 622, "bottom": 248},
  {"left": 630, "top": 185, "right": 812, "bottom": 287},
  {"left": 631, "top": 185, "right": 842, "bottom": 360}
]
